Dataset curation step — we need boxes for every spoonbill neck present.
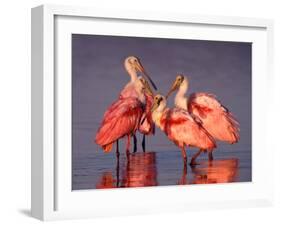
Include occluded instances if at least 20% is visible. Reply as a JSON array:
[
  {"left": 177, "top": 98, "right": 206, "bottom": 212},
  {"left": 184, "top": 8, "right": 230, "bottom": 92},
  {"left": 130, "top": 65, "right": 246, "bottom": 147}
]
[
  {"left": 175, "top": 82, "right": 188, "bottom": 110},
  {"left": 179, "top": 79, "right": 188, "bottom": 95},
  {"left": 125, "top": 65, "right": 138, "bottom": 82},
  {"left": 152, "top": 108, "right": 167, "bottom": 130},
  {"left": 129, "top": 71, "right": 138, "bottom": 82}
]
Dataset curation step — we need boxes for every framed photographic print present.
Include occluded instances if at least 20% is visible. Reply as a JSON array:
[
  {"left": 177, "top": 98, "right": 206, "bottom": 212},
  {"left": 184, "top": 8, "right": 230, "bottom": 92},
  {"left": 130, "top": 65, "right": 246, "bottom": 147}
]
[{"left": 31, "top": 4, "right": 274, "bottom": 221}]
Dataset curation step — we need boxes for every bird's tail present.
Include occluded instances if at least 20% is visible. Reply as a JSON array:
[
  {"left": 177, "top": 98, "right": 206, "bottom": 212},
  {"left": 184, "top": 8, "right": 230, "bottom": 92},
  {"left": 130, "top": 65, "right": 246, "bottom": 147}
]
[{"left": 102, "top": 142, "right": 113, "bottom": 153}]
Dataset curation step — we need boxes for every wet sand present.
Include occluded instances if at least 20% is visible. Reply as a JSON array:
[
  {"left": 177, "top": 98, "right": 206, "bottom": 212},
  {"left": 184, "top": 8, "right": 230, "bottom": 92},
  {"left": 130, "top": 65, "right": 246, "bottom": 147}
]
[{"left": 72, "top": 148, "right": 251, "bottom": 190}]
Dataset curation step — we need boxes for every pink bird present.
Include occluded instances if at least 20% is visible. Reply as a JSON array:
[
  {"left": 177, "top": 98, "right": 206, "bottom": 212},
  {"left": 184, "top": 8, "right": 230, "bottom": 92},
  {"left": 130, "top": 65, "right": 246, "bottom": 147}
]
[
  {"left": 166, "top": 75, "right": 240, "bottom": 164},
  {"left": 95, "top": 56, "right": 157, "bottom": 157},
  {"left": 151, "top": 94, "right": 216, "bottom": 165}
]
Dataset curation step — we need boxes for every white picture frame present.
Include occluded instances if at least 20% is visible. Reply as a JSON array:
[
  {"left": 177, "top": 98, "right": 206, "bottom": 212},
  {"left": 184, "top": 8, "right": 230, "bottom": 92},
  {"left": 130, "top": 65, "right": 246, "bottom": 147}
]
[{"left": 31, "top": 4, "right": 274, "bottom": 221}]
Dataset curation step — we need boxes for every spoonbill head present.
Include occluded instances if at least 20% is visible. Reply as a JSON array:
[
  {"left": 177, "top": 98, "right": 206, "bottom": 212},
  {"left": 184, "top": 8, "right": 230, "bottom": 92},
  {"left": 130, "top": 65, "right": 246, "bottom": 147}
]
[
  {"left": 124, "top": 56, "right": 157, "bottom": 90},
  {"left": 166, "top": 74, "right": 188, "bottom": 99},
  {"left": 151, "top": 94, "right": 167, "bottom": 114}
]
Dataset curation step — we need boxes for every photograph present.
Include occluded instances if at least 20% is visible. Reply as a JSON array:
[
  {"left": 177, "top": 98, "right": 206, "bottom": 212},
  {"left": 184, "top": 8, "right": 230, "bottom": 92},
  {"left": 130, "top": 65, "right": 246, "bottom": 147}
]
[{"left": 71, "top": 34, "right": 252, "bottom": 190}]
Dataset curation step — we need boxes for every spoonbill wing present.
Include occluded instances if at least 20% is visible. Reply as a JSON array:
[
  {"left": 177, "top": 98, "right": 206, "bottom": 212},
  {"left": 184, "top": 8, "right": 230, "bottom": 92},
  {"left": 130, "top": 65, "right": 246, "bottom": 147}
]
[
  {"left": 95, "top": 97, "right": 143, "bottom": 152},
  {"left": 188, "top": 92, "right": 240, "bottom": 144}
]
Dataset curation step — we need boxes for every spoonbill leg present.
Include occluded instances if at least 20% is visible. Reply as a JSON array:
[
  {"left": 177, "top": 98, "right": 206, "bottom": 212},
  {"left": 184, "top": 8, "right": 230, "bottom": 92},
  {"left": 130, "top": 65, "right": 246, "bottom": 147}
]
[
  {"left": 116, "top": 139, "right": 120, "bottom": 158},
  {"left": 133, "top": 134, "right": 137, "bottom": 153},
  {"left": 116, "top": 156, "right": 120, "bottom": 187},
  {"left": 181, "top": 146, "right": 187, "bottom": 165},
  {"left": 142, "top": 134, "right": 146, "bottom": 152},
  {"left": 126, "top": 134, "right": 131, "bottom": 158},
  {"left": 208, "top": 151, "right": 214, "bottom": 161},
  {"left": 190, "top": 149, "right": 203, "bottom": 166}
]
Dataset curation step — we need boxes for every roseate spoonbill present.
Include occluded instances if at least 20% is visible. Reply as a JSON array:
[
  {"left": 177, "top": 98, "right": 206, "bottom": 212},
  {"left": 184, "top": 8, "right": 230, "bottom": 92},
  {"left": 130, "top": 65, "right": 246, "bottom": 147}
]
[
  {"left": 135, "top": 77, "right": 155, "bottom": 152},
  {"left": 95, "top": 77, "right": 154, "bottom": 158},
  {"left": 166, "top": 75, "right": 240, "bottom": 164},
  {"left": 151, "top": 94, "right": 216, "bottom": 165},
  {"left": 120, "top": 57, "right": 157, "bottom": 153},
  {"left": 95, "top": 56, "right": 157, "bottom": 156}
]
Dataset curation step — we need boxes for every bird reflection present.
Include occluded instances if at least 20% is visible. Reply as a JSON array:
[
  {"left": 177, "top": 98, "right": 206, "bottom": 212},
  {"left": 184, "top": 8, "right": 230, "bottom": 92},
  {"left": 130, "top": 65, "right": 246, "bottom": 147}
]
[
  {"left": 95, "top": 172, "right": 118, "bottom": 189},
  {"left": 190, "top": 158, "right": 239, "bottom": 184},
  {"left": 178, "top": 164, "right": 188, "bottom": 185},
  {"left": 96, "top": 155, "right": 239, "bottom": 188},
  {"left": 178, "top": 158, "right": 239, "bottom": 185},
  {"left": 96, "top": 152, "right": 158, "bottom": 189}
]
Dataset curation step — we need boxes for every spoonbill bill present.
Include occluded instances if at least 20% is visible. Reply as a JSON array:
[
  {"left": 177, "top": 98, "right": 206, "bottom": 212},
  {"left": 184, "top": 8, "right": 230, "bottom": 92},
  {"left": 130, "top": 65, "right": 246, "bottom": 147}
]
[
  {"left": 166, "top": 75, "right": 240, "bottom": 164},
  {"left": 151, "top": 94, "right": 216, "bottom": 165}
]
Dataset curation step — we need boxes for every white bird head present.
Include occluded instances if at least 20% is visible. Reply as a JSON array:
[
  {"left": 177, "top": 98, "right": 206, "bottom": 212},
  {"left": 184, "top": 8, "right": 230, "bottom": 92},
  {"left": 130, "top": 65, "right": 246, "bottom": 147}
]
[
  {"left": 151, "top": 94, "right": 167, "bottom": 113},
  {"left": 124, "top": 56, "right": 157, "bottom": 90},
  {"left": 166, "top": 74, "right": 189, "bottom": 99}
]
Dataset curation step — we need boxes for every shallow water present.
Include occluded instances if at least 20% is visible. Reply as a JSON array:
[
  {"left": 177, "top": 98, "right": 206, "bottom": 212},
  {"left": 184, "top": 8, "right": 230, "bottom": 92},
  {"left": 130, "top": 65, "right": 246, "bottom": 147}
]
[{"left": 72, "top": 147, "right": 251, "bottom": 190}]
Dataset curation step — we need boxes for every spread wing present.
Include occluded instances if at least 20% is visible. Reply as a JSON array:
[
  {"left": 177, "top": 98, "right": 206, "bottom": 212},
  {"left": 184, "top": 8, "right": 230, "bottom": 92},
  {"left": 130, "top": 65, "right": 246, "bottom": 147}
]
[{"left": 188, "top": 92, "right": 240, "bottom": 143}]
